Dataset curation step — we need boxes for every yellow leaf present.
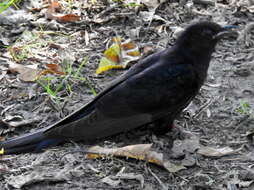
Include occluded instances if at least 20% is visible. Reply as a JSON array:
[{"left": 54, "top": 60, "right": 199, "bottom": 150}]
[
  {"left": 104, "top": 43, "right": 121, "bottom": 63},
  {"left": 112, "top": 37, "right": 122, "bottom": 44},
  {"left": 0, "top": 148, "right": 4, "bottom": 155},
  {"left": 96, "top": 57, "right": 124, "bottom": 74},
  {"left": 87, "top": 153, "right": 104, "bottom": 159},
  {"left": 97, "top": 37, "right": 141, "bottom": 74},
  {"left": 127, "top": 50, "right": 141, "bottom": 57}
]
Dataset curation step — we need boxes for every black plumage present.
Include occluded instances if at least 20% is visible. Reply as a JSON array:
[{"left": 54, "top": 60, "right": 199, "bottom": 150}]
[{"left": 0, "top": 21, "right": 235, "bottom": 154}]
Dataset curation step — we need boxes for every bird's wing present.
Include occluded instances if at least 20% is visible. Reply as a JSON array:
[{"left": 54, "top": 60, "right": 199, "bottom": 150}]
[
  {"left": 44, "top": 50, "right": 165, "bottom": 131},
  {"left": 45, "top": 59, "right": 198, "bottom": 141},
  {"left": 95, "top": 60, "right": 199, "bottom": 119}
]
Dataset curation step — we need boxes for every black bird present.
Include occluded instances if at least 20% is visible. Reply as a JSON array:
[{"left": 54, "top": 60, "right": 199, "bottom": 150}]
[{"left": 0, "top": 21, "right": 236, "bottom": 154}]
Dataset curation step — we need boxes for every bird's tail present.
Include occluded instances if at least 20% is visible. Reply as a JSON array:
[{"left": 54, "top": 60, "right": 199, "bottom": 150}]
[{"left": 0, "top": 129, "right": 63, "bottom": 154}]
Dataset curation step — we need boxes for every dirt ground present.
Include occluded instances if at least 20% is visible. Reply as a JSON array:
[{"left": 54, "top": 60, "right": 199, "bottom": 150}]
[{"left": 0, "top": 0, "right": 254, "bottom": 189}]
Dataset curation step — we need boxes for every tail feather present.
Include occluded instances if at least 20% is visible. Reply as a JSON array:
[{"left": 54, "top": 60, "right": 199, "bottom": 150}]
[
  {"left": 4, "top": 144, "right": 39, "bottom": 154},
  {"left": 0, "top": 129, "right": 63, "bottom": 154}
]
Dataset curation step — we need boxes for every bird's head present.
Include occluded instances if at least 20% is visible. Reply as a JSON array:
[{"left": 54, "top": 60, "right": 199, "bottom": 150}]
[{"left": 176, "top": 21, "right": 237, "bottom": 54}]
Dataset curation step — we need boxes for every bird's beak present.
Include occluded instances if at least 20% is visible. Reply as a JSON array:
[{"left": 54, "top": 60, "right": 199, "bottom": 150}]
[{"left": 213, "top": 25, "right": 239, "bottom": 40}]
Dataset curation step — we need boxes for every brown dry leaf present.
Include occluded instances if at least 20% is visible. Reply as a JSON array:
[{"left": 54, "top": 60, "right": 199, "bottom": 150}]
[
  {"left": 197, "top": 146, "right": 242, "bottom": 157},
  {"left": 87, "top": 144, "right": 185, "bottom": 173},
  {"left": 48, "top": 0, "right": 61, "bottom": 11},
  {"left": 45, "top": 0, "right": 80, "bottom": 23},
  {"left": 54, "top": 14, "right": 81, "bottom": 23},
  {"left": 121, "top": 40, "right": 136, "bottom": 50},
  {"left": 46, "top": 0, "right": 61, "bottom": 20},
  {"left": 8, "top": 62, "right": 40, "bottom": 82},
  {"left": 45, "top": 63, "right": 65, "bottom": 75},
  {"left": 48, "top": 43, "right": 64, "bottom": 49}
]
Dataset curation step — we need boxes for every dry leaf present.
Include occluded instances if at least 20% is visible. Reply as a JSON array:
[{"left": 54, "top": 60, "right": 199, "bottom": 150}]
[
  {"left": 197, "top": 146, "right": 241, "bottom": 157},
  {"left": 48, "top": 0, "right": 61, "bottom": 11},
  {"left": 84, "top": 30, "right": 90, "bottom": 45},
  {"left": 55, "top": 14, "right": 81, "bottom": 23},
  {"left": 45, "top": 0, "right": 80, "bottom": 23},
  {"left": 126, "top": 50, "right": 141, "bottom": 57},
  {"left": 104, "top": 43, "right": 121, "bottom": 63},
  {"left": 238, "top": 181, "right": 253, "bottom": 187},
  {"left": 0, "top": 148, "right": 4, "bottom": 155},
  {"left": 87, "top": 144, "right": 186, "bottom": 173},
  {"left": 48, "top": 43, "right": 64, "bottom": 49},
  {"left": 102, "top": 173, "right": 144, "bottom": 188},
  {"left": 45, "top": 63, "right": 65, "bottom": 75},
  {"left": 7, "top": 168, "right": 67, "bottom": 188},
  {"left": 8, "top": 62, "right": 40, "bottom": 82},
  {"left": 96, "top": 37, "right": 141, "bottom": 74},
  {"left": 101, "top": 176, "right": 120, "bottom": 187},
  {"left": 121, "top": 40, "right": 136, "bottom": 50},
  {"left": 87, "top": 144, "right": 152, "bottom": 160}
]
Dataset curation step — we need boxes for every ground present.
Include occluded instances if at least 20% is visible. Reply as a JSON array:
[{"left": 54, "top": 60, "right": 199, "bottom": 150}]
[{"left": 0, "top": 0, "right": 254, "bottom": 189}]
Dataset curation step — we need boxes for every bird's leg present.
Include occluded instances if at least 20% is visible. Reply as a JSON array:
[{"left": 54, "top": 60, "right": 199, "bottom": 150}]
[{"left": 152, "top": 117, "right": 174, "bottom": 136}]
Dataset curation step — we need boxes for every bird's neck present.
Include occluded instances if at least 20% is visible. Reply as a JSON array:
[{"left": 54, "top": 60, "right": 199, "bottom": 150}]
[
  {"left": 173, "top": 44, "right": 213, "bottom": 83},
  {"left": 177, "top": 41, "right": 213, "bottom": 59}
]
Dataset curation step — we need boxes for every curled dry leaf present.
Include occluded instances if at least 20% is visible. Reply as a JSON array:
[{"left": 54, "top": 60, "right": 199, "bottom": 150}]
[
  {"left": 7, "top": 169, "right": 67, "bottom": 188},
  {"left": 8, "top": 62, "right": 40, "bottom": 82},
  {"left": 197, "top": 146, "right": 242, "bottom": 158},
  {"left": 45, "top": 0, "right": 80, "bottom": 23},
  {"left": 87, "top": 144, "right": 186, "bottom": 173},
  {"left": 40, "top": 63, "right": 65, "bottom": 75},
  {"left": 8, "top": 62, "right": 65, "bottom": 82},
  {"left": 54, "top": 14, "right": 81, "bottom": 23}
]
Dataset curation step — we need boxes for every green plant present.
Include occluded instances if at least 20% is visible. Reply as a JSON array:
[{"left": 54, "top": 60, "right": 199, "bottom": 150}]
[
  {"left": 112, "top": 0, "right": 143, "bottom": 8},
  {"left": 0, "top": 0, "right": 21, "bottom": 14},
  {"left": 236, "top": 100, "right": 253, "bottom": 117},
  {"left": 37, "top": 57, "right": 97, "bottom": 100},
  {"left": 8, "top": 30, "right": 50, "bottom": 62}
]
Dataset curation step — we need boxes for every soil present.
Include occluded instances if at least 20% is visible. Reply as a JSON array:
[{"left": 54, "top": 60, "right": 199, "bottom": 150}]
[{"left": 0, "top": 0, "right": 254, "bottom": 189}]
